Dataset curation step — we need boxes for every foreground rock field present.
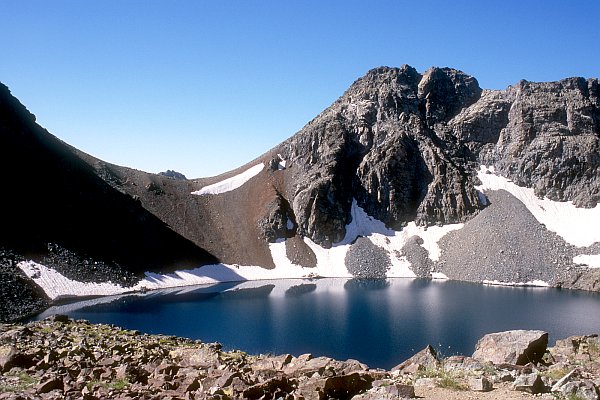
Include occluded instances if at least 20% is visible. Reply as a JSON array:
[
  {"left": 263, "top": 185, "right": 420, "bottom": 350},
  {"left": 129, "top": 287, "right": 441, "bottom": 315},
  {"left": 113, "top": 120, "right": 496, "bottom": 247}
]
[{"left": 0, "top": 317, "right": 599, "bottom": 399}]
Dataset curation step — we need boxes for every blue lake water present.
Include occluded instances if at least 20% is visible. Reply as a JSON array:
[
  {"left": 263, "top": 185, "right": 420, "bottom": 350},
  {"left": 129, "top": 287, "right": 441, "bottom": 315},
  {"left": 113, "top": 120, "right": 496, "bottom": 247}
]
[{"left": 35, "top": 278, "right": 600, "bottom": 369}]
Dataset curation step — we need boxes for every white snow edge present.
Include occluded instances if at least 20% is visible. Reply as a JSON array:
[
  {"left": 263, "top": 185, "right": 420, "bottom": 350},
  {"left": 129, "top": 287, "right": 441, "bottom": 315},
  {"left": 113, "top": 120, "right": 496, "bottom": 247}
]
[
  {"left": 573, "top": 254, "right": 600, "bottom": 269},
  {"left": 482, "top": 279, "right": 550, "bottom": 288},
  {"left": 191, "top": 163, "right": 264, "bottom": 195},
  {"left": 477, "top": 165, "right": 600, "bottom": 247},
  {"left": 19, "top": 199, "right": 465, "bottom": 300}
]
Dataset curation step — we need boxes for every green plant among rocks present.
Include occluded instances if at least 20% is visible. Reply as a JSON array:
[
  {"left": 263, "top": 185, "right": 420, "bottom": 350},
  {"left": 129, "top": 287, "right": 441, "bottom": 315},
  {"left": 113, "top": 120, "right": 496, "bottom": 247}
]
[
  {"left": 86, "top": 377, "right": 130, "bottom": 391},
  {"left": 415, "top": 366, "right": 468, "bottom": 391},
  {"left": 564, "top": 393, "right": 589, "bottom": 400},
  {"left": 0, "top": 371, "right": 38, "bottom": 393},
  {"left": 540, "top": 366, "right": 573, "bottom": 381},
  {"left": 437, "top": 373, "right": 468, "bottom": 391}
]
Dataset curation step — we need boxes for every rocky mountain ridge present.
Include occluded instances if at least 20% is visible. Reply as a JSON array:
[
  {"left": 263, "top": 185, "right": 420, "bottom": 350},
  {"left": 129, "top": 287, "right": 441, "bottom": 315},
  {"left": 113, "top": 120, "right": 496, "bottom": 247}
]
[
  {"left": 1, "top": 65, "right": 600, "bottom": 321},
  {"left": 273, "top": 66, "right": 599, "bottom": 247}
]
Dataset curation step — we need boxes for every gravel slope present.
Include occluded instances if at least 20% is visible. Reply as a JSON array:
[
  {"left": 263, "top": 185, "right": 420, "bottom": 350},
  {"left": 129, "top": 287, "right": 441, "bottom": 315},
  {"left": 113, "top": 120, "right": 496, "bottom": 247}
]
[{"left": 436, "top": 190, "right": 578, "bottom": 285}]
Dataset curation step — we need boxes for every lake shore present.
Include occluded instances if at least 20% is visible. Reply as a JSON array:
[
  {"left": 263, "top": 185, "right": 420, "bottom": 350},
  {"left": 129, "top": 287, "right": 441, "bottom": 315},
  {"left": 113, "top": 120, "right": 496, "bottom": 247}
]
[{"left": 1, "top": 316, "right": 599, "bottom": 399}]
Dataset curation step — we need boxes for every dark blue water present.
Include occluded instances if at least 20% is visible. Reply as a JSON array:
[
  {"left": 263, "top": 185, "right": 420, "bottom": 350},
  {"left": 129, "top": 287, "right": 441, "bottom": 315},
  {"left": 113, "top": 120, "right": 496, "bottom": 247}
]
[{"left": 36, "top": 278, "right": 600, "bottom": 369}]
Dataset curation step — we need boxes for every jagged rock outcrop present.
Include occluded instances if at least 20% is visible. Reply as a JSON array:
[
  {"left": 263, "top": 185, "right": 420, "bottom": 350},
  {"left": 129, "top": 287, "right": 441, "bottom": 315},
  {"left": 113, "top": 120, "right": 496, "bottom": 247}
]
[
  {"left": 275, "top": 67, "right": 600, "bottom": 249},
  {"left": 452, "top": 77, "right": 600, "bottom": 207},
  {"left": 277, "top": 66, "right": 485, "bottom": 247},
  {"left": 158, "top": 169, "right": 187, "bottom": 180}
]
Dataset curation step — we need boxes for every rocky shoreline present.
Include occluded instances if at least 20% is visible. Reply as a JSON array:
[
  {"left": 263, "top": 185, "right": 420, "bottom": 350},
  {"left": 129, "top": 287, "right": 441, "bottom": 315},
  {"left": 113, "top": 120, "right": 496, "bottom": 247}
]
[{"left": 1, "top": 317, "right": 598, "bottom": 399}]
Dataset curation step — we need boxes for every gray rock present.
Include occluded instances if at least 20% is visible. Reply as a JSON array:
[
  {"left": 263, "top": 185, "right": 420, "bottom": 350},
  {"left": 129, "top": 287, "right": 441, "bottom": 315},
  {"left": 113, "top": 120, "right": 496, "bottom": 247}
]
[
  {"left": 513, "top": 373, "right": 547, "bottom": 394},
  {"left": 561, "top": 380, "right": 600, "bottom": 400},
  {"left": 281, "top": 65, "right": 484, "bottom": 247},
  {"left": 489, "top": 78, "right": 600, "bottom": 208},
  {"left": 551, "top": 368, "right": 578, "bottom": 392},
  {"left": 392, "top": 345, "right": 439, "bottom": 373},
  {"left": 0, "top": 345, "right": 17, "bottom": 372},
  {"left": 413, "top": 377, "right": 438, "bottom": 388},
  {"left": 472, "top": 330, "right": 548, "bottom": 365},
  {"left": 468, "top": 376, "right": 493, "bottom": 392},
  {"left": 357, "top": 382, "right": 416, "bottom": 399}
]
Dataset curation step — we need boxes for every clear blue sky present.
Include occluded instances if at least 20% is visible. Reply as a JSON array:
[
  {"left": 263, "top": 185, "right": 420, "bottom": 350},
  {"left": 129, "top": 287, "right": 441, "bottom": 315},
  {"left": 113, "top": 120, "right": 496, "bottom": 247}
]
[{"left": 2, "top": 1, "right": 599, "bottom": 178}]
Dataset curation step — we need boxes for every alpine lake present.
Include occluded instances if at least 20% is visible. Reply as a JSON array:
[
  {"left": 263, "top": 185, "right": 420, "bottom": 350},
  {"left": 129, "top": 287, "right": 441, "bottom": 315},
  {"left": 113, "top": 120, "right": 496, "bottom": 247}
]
[{"left": 34, "top": 278, "right": 600, "bottom": 370}]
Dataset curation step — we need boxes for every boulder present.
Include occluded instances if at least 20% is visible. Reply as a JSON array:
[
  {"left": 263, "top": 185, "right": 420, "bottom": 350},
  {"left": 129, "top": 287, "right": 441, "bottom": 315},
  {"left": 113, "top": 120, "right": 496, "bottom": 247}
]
[
  {"left": 468, "top": 376, "right": 493, "bottom": 392},
  {"left": 513, "top": 373, "right": 547, "bottom": 394},
  {"left": 392, "top": 344, "right": 439, "bottom": 373},
  {"left": 169, "top": 346, "right": 221, "bottom": 368},
  {"left": 36, "top": 376, "right": 64, "bottom": 394},
  {"left": 0, "top": 345, "right": 34, "bottom": 371},
  {"left": 243, "top": 376, "right": 297, "bottom": 400},
  {"left": 472, "top": 330, "right": 548, "bottom": 365},
  {"left": 296, "top": 373, "right": 374, "bottom": 400},
  {"left": 551, "top": 334, "right": 600, "bottom": 362},
  {"left": 355, "top": 382, "right": 415, "bottom": 399},
  {"left": 560, "top": 380, "right": 600, "bottom": 400}
]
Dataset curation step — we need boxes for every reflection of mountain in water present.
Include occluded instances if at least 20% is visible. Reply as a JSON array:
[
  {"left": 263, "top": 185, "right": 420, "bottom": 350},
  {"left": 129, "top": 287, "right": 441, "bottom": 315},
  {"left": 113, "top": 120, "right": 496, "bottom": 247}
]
[
  {"left": 36, "top": 278, "right": 398, "bottom": 318},
  {"left": 344, "top": 279, "right": 390, "bottom": 291}
]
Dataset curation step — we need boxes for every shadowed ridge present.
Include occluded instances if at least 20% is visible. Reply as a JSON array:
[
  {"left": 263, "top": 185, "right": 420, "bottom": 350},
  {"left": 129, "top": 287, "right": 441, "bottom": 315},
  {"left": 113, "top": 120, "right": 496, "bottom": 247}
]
[{"left": 0, "top": 83, "right": 218, "bottom": 277}]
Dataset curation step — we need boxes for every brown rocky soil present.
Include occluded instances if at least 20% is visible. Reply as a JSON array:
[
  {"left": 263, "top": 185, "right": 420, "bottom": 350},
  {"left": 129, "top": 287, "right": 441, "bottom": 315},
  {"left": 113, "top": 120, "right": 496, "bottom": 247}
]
[{"left": 1, "top": 317, "right": 599, "bottom": 399}]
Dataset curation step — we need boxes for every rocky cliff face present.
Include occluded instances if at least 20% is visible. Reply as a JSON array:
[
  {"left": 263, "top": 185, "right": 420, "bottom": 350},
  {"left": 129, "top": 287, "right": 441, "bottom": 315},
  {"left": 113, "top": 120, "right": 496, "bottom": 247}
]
[
  {"left": 452, "top": 77, "right": 600, "bottom": 207},
  {"left": 275, "top": 66, "right": 485, "bottom": 247},
  {"left": 267, "top": 66, "right": 600, "bottom": 249}
]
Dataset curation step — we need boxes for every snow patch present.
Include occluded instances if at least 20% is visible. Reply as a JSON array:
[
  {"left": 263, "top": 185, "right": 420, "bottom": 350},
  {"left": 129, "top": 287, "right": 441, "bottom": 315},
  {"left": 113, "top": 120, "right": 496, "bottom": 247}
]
[
  {"left": 431, "top": 272, "right": 449, "bottom": 280},
  {"left": 477, "top": 165, "right": 600, "bottom": 247},
  {"left": 482, "top": 279, "right": 550, "bottom": 287},
  {"left": 573, "top": 254, "right": 600, "bottom": 268},
  {"left": 20, "top": 199, "right": 465, "bottom": 300},
  {"left": 18, "top": 261, "right": 133, "bottom": 300},
  {"left": 191, "top": 163, "right": 264, "bottom": 195},
  {"left": 281, "top": 199, "right": 462, "bottom": 279}
]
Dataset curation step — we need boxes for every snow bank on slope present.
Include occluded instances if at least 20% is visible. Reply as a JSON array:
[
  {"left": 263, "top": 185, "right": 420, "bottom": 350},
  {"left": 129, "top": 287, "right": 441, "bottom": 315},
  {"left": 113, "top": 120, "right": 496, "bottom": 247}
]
[
  {"left": 573, "top": 254, "right": 600, "bottom": 268},
  {"left": 19, "top": 200, "right": 463, "bottom": 299},
  {"left": 483, "top": 279, "right": 550, "bottom": 287},
  {"left": 19, "top": 261, "right": 133, "bottom": 299},
  {"left": 477, "top": 166, "right": 600, "bottom": 247},
  {"left": 191, "top": 163, "right": 264, "bottom": 195},
  {"left": 281, "top": 199, "right": 463, "bottom": 279}
]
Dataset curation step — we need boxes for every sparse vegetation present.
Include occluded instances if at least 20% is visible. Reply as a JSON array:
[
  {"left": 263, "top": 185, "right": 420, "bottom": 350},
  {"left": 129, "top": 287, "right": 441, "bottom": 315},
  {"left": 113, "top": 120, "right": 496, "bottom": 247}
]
[
  {"left": 587, "top": 340, "right": 600, "bottom": 357},
  {"left": 0, "top": 371, "right": 38, "bottom": 393},
  {"left": 415, "top": 366, "right": 468, "bottom": 391},
  {"left": 564, "top": 393, "right": 588, "bottom": 400},
  {"left": 86, "top": 377, "right": 130, "bottom": 391},
  {"left": 541, "top": 366, "right": 572, "bottom": 380}
]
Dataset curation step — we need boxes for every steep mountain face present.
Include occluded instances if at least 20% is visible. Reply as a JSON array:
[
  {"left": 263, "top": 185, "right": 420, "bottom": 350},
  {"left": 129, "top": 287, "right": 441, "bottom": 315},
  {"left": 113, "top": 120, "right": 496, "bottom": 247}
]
[
  {"left": 264, "top": 67, "right": 600, "bottom": 249},
  {"left": 275, "top": 66, "right": 485, "bottom": 247},
  {"left": 2, "top": 65, "right": 600, "bottom": 321},
  {"left": 452, "top": 77, "right": 600, "bottom": 206}
]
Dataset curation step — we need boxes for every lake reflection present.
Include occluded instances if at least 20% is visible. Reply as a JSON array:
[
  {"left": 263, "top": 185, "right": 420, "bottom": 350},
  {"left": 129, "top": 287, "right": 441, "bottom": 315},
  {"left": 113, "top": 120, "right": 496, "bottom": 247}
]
[{"left": 35, "top": 278, "right": 600, "bottom": 369}]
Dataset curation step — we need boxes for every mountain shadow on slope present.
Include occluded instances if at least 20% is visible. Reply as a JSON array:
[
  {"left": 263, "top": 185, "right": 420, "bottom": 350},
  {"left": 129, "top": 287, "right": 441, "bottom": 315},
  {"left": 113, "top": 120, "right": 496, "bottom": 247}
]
[{"left": 0, "top": 83, "right": 217, "bottom": 285}]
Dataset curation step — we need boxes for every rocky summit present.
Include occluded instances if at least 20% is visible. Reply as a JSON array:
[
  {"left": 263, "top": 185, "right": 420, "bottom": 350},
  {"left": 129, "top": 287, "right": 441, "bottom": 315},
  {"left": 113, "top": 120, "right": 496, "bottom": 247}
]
[
  {"left": 0, "top": 317, "right": 599, "bottom": 399},
  {"left": 0, "top": 65, "right": 600, "bottom": 321}
]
